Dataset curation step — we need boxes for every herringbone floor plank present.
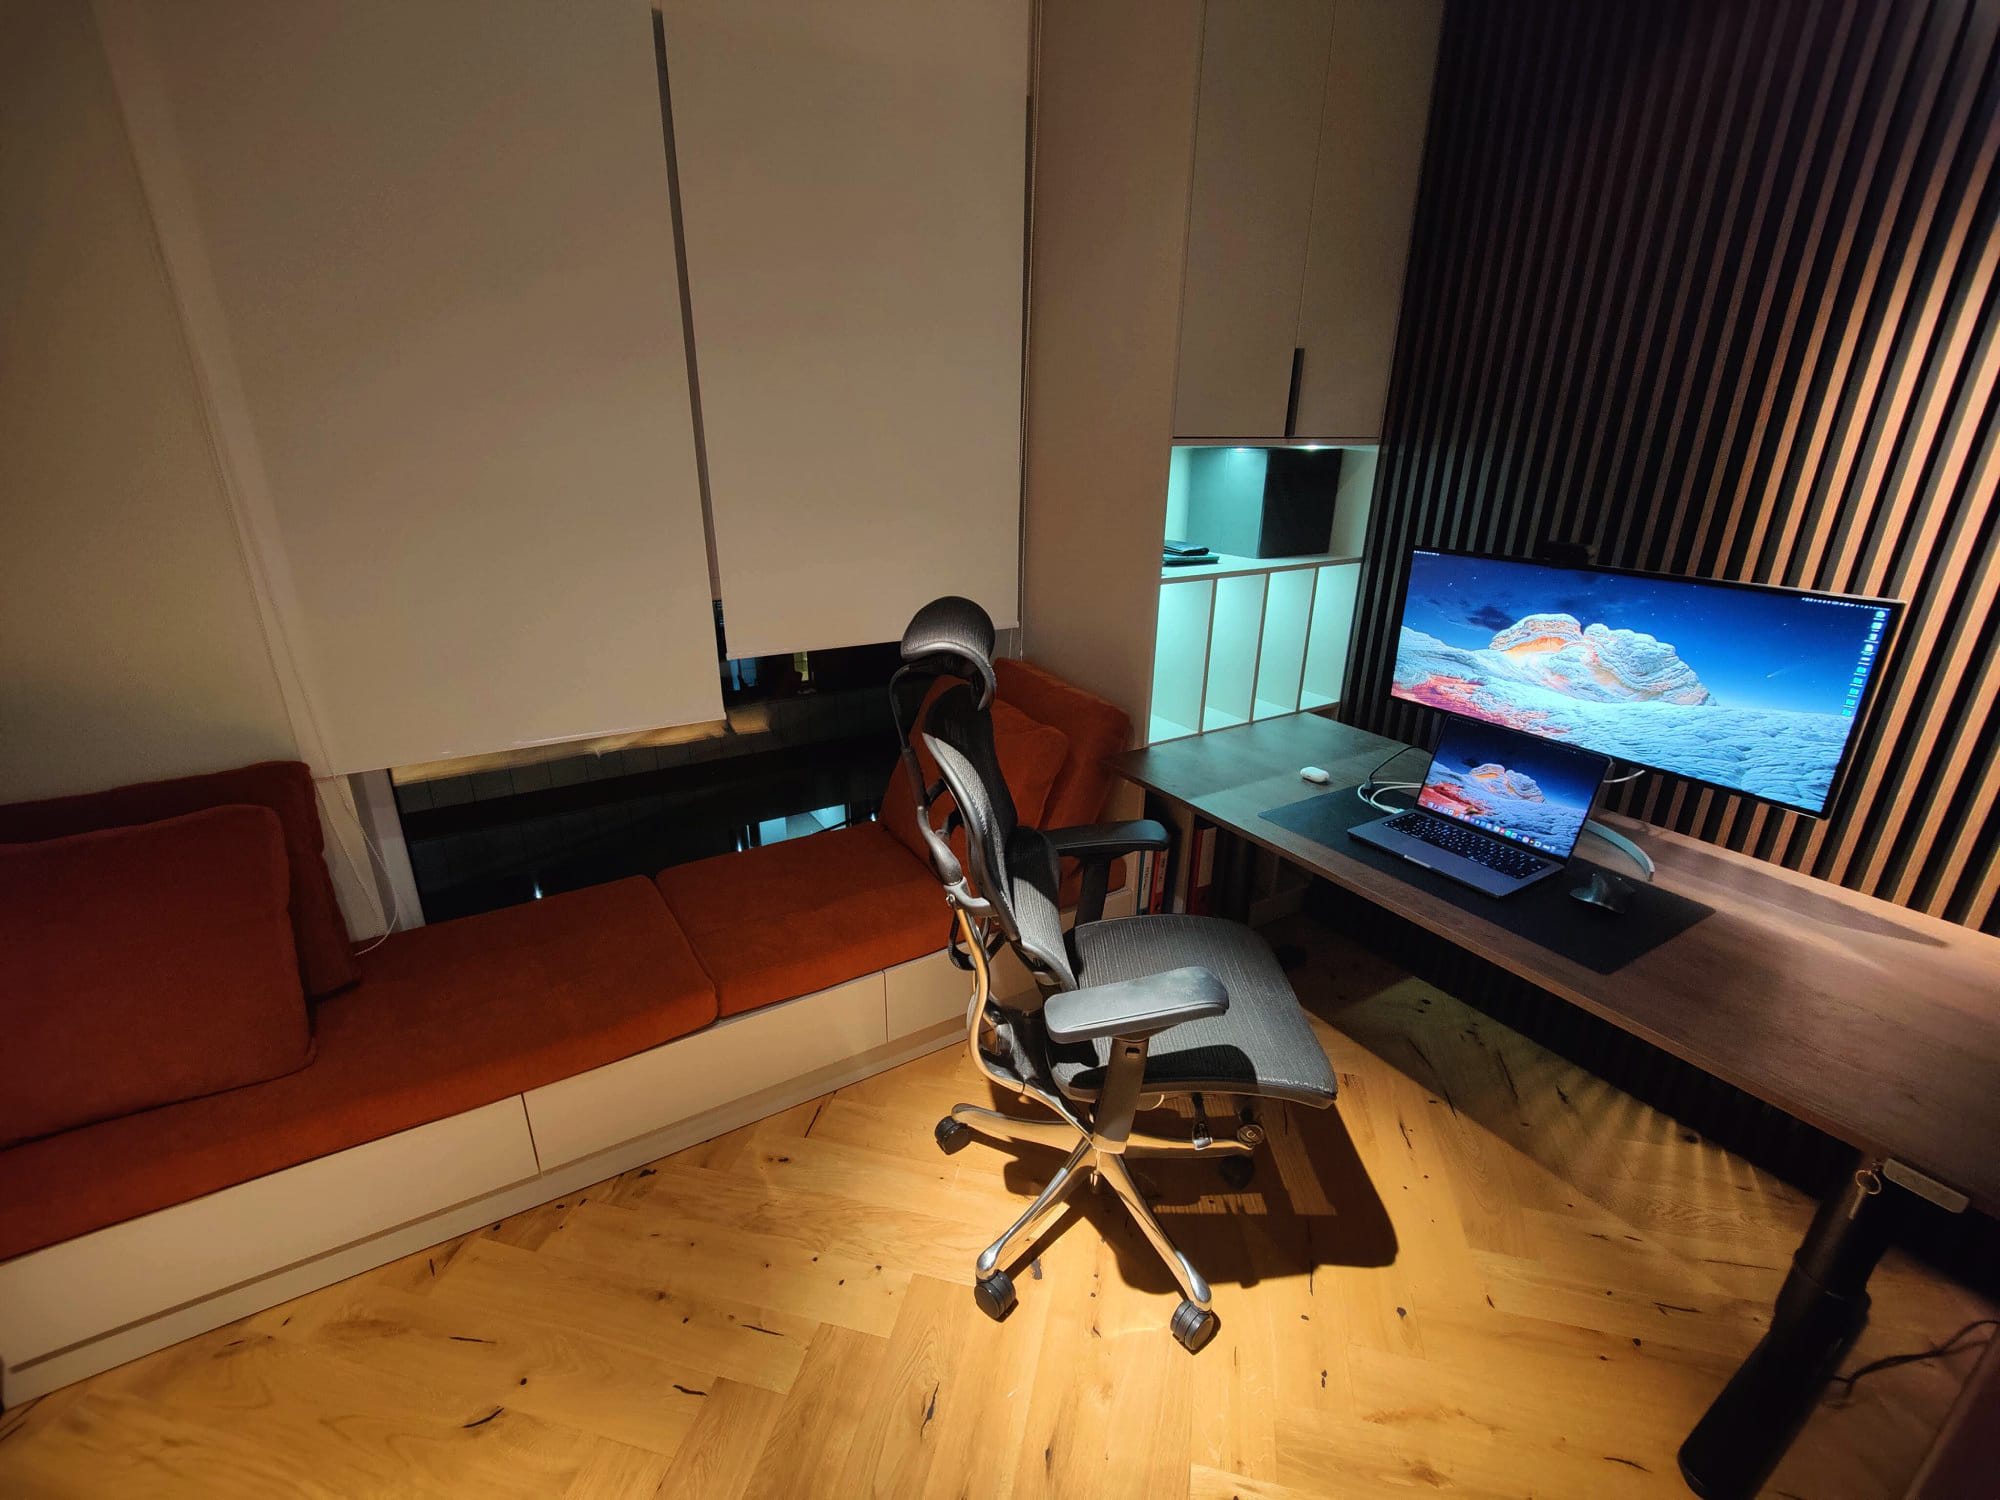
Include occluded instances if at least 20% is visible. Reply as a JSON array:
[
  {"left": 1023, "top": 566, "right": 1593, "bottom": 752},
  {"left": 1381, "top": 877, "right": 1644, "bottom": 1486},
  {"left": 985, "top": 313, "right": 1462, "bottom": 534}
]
[{"left": 0, "top": 914, "right": 1988, "bottom": 1498}]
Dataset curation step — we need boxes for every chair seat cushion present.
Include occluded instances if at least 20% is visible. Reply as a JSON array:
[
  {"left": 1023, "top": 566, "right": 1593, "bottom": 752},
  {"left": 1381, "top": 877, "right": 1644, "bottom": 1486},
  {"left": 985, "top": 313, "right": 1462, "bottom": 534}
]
[
  {"left": 1046, "top": 915, "right": 1338, "bottom": 1107},
  {"left": 0, "top": 805, "right": 313, "bottom": 1148},
  {"left": 0, "top": 877, "right": 715, "bottom": 1262},
  {"left": 657, "top": 822, "right": 946, "bottom": 1018}
]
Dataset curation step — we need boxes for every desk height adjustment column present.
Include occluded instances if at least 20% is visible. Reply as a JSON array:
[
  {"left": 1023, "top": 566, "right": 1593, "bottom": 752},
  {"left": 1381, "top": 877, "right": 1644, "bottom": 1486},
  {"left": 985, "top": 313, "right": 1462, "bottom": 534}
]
[{"left": 1677, "top": 1153, "right": 1902, "bottom": 1499}]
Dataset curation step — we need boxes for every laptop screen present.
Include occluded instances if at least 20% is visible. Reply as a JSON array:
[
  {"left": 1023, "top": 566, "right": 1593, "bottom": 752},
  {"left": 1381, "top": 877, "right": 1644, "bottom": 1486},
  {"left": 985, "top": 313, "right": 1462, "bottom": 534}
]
[{"left": 1416, "top": 715, "right": 1609, "bottom": 860}]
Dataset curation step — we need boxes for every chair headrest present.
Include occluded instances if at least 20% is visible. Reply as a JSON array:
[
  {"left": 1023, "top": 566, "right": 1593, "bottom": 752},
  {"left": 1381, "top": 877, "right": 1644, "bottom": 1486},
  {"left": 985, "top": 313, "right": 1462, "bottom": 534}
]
[{"left": 899, "top": 595, "right": 997, "bottom": 709}]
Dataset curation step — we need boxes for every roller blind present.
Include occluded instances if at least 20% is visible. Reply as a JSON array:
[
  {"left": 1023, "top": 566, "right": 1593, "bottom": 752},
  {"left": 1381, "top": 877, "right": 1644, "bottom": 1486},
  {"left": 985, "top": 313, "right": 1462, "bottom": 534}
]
[
  {"left": 98, "top": 0, "right": 722, "bottom": 774},
  {"left": 660, "top": 0, "right": 1030, "bottom": 659}
]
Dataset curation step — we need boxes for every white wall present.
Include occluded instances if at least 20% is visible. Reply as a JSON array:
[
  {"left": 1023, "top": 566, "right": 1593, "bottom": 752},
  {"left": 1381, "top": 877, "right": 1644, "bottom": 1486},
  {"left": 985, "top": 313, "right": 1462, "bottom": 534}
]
[{"left": 0, "top": 0, "right": 298, "bottom": 803}]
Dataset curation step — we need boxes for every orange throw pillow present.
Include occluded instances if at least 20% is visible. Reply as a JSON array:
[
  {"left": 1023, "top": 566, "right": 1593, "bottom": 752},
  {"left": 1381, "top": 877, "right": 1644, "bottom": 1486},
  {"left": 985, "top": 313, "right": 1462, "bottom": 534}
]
[
  {"left": 880, "top": 699, "right": 1069, "bottom": 883},
  {"left": 0, "top": 761, "right": 356, "bottom": 998},
  {"left": 0, "top": 804, "right": 314, "bottom": 1148}
]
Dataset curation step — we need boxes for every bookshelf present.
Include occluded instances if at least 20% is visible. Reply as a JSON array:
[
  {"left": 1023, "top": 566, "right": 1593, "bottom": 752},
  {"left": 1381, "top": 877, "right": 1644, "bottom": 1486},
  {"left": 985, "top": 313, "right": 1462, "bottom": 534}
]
[{"left": 1149, "top": 443, "right": 1375, "bottom": 743}]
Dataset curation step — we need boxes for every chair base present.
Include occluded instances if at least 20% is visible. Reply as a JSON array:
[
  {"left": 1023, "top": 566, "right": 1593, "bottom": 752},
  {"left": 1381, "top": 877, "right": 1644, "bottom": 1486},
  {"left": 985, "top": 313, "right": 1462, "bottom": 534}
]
[{"left": 938, "top": 1097, "right": 1259, "bottom": 1346}]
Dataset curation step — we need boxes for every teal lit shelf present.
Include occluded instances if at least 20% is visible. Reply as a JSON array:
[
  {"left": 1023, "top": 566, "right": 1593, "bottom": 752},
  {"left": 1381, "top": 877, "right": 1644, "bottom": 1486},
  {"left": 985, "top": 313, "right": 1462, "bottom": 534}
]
[{"left": 1160, "top": 551, "right": 1362, "bottom": 583}]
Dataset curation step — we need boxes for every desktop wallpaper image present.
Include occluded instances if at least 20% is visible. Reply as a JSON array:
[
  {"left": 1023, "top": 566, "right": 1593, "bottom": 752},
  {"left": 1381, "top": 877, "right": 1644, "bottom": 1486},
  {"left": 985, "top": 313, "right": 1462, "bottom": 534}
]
[
  {"left": 1392, "top": 552, "right": 1890, "bottom": 814},
  {"left": 1417, "top": 717, "right": 1603, "bottom": 855}
]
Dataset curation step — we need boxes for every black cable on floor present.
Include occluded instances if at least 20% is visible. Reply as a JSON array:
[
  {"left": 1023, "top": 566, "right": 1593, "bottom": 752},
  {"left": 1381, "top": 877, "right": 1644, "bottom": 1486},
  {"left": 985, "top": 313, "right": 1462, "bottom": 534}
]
[{"left": 1823, "top": 1318, "right": 1998, "bottom": 1405}]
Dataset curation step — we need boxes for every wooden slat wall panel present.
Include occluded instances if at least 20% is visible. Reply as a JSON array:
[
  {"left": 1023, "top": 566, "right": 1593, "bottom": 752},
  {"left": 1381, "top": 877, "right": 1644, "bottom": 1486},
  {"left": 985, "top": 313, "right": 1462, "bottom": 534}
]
[{"left": 1347, "top": 0, "right": 2000, "bottom": 932}]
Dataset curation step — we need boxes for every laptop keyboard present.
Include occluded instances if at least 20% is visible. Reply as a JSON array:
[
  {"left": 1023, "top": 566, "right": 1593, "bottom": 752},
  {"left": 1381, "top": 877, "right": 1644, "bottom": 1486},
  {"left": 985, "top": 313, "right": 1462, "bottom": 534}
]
[{"left": 1386, "top": 812, "right": 1550, "bottom": 880}]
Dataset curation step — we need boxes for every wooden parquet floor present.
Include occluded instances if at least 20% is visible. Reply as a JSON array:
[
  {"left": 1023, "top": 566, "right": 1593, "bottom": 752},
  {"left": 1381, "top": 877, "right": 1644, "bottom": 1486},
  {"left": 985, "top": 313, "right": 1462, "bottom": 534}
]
[{"left": 0, "top": 914, "right": 1989, "bottom": 1499}]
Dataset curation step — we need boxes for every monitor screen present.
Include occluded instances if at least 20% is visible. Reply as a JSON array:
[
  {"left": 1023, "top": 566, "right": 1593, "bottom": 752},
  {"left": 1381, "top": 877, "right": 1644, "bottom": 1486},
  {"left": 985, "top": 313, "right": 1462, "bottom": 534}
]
[
  {"left": 1418, "top": 715, "right": 1607, "bottom": 859},
  {"left": 1391, "top": 550, "right": 1900, "bottom": 816}
]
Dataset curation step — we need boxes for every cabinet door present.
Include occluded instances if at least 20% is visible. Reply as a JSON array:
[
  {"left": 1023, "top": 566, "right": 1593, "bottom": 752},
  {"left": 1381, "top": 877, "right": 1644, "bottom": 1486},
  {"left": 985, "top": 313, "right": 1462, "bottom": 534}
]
[
  {"left": 1172, "top": 0, "right": 1335, "bottom": 440},
  {"left": 1292, "top": 0, "right": 1444, "bottom": 441},
  {"left": 662, "top": 0, "right": 1030, "bottom": 659}
]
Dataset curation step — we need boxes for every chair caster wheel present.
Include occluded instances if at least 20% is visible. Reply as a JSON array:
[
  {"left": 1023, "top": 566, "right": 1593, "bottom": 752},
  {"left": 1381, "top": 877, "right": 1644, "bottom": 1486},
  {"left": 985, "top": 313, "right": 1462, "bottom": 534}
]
[
  {"left": 935, "top": 1117, "right": 971, "bottom": 1153},
  {"left": 1218, "top": 1155, "right": 1256, "bottom": 1191},
  {"left": 1171, "top": 1299, "right": 1219, "bottom": 1353},
  {"left": 974, "top": 1272, "right": 1016, "bottom": 1322}
]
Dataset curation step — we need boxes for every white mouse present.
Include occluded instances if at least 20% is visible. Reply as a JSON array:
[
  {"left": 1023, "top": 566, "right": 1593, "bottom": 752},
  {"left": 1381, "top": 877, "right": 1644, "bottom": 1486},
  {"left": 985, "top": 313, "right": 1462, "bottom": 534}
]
[{"left": 1299, "top": 765, "right": 1330, "bottom": 784}]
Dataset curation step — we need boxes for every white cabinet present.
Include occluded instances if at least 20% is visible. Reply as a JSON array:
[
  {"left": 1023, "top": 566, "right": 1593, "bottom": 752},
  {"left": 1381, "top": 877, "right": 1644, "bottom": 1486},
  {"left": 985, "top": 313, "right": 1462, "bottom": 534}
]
[
  {"left": 1293, "top": 0, "right": 1446, "bottom": 439},
  {"left": 662, "top": 0, "right": 1032, "bottom": 659},
  {"left": 1018, "top": 2, "right": 1435, "bottom": 740},
  {"left": 1172, "top": 0, "right": 1335, "bottom": 439},
  {"left": 1172, "top": 0, "right": 1442, "bottom": 442}
]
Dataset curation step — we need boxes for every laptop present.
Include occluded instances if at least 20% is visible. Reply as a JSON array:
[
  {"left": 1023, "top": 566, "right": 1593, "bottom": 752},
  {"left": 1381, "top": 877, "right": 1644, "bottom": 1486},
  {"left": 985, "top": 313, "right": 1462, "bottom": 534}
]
[{"left": 1349, "top": 715, "right": 1610, "bottom": 897}]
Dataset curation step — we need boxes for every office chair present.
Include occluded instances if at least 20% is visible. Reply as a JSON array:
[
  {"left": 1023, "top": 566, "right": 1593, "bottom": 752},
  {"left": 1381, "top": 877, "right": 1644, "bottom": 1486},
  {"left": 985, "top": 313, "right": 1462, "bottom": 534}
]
[{"left": 892, "top": 597, "right": 1339, "bottom": 1351}]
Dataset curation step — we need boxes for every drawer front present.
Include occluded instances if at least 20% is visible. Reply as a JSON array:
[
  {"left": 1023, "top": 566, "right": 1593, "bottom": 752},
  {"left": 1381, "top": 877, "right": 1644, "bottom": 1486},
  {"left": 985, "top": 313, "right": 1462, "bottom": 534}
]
[
  {"left": 885, "top": 949, "right": 972, "bottom": 1039},
  {"left": 524, "top": 973, "right": 889, "bottom": 1169},
  {"left": 0, "top": 1098, "right": 539, "bottom": 1365}
]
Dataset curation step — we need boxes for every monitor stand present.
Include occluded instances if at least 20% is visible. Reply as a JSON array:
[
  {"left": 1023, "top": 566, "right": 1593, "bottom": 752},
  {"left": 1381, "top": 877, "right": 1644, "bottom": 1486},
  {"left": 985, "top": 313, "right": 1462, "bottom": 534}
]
[
  {"left": 1580, "top": 819, "right": 1655, "bottom": 879},
  {"left": 1581, "top": 763, "right": 1656, "bottom": 880}
]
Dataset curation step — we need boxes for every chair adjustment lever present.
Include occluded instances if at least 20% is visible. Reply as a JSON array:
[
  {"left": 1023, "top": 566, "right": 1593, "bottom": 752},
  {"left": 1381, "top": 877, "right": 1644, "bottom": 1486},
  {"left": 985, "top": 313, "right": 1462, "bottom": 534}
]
[{"left": 1190, "top": 1093, "right": 1212, "bottom": 1151}]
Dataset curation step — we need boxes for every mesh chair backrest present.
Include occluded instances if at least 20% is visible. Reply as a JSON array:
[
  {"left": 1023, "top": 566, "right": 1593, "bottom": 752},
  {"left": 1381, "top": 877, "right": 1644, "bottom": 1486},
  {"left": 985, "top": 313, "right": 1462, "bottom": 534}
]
[
  {"left": 922, "top": 694, "right": 1075, "bottom": 989},
  {"left": 893, "top": 595, "right": 1078, "bottom": 991},
  {"left": 890, "top": 599, "right": 1000, "bottom": 902},
  {"left": 919, "top": 685, "right": 1020, "bottom": 923}
]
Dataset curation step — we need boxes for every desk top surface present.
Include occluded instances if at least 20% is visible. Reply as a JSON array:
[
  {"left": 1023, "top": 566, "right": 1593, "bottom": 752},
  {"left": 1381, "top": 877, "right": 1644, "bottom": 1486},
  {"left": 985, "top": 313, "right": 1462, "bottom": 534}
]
[{"left": 1113, "top": 714, "right": 2000, "bottom": 1214}]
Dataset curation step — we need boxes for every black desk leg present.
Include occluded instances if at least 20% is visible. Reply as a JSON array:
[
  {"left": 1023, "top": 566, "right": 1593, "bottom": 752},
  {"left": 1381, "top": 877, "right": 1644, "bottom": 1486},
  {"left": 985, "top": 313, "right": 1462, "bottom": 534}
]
[{"left": 1678, "top": 1154, "right": 1897, "bottom": 1499}]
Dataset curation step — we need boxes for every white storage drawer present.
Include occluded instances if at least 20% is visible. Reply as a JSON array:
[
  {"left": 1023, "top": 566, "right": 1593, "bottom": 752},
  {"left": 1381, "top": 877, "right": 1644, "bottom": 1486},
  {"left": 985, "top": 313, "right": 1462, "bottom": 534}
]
[
  {"left": 0, "top": 1098, "right": 539, "bottom": 1367},
  {"left": 885, "top": 949, "right": 972, "bottom": 1039},
  {"left": 524, "top": 974, "right": 889, "bottom": 1169}
]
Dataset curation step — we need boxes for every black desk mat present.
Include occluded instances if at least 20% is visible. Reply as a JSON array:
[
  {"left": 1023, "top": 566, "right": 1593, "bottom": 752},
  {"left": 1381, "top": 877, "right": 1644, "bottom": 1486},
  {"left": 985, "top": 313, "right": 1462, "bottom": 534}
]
[{"left": 1259, "top": 789, "right": 1713, "bottom": 975}]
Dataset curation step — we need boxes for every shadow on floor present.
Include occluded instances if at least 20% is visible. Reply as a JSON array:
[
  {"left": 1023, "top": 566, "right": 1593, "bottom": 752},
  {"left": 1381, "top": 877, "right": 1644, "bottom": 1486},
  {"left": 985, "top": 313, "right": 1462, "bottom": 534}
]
[{"left": 977, "top": 1089, "right": 1396, "bottom": 1299}]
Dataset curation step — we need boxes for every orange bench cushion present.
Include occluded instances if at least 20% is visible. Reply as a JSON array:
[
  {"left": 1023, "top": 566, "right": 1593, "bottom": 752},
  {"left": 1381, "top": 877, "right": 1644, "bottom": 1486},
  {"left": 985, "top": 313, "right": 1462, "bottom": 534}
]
[
  {"left": 0, "top": 761, "right": 357, "bottom": 998},
  {"left": 0, "top": 806, "right": 313, "bottom": 1149},
  {"left": 658, "top": 822, "right": 945, "bottom": 1018},
  {"left": 0, "top": 877, "right": 715, "bottom": 1263}
]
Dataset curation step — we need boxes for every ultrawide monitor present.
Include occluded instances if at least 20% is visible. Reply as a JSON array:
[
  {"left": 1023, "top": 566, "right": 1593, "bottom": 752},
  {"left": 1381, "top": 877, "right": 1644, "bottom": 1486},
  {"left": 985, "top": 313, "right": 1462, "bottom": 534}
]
[{"left": 1390, "top": 549, "right": 1901, "bottom": 817}]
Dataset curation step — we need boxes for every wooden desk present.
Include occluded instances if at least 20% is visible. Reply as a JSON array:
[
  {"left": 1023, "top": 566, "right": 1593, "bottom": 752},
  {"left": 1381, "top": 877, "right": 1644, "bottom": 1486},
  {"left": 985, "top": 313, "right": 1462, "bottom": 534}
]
[{"left": 1112, "top": 713, "right": 2000, "bottom": 1499}]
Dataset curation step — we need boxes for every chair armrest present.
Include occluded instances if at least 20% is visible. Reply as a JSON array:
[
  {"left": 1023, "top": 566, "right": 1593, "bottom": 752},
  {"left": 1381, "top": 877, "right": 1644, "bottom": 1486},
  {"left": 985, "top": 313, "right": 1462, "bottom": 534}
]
[
  {"left": 1042, "top": 966, "right": 1228, "bottom": 1043},
  {"left": 1045, "top": 820, "right": 1173, "bottom": 927},
  {"left": 1043, "top": 820, "right": 1171, "bottom": 860}
]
